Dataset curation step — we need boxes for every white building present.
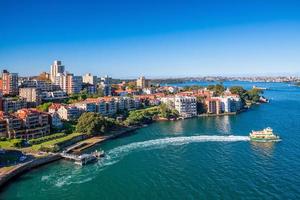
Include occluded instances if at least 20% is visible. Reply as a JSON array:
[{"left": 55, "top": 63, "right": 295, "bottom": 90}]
[
  {"left": 54, "top": 73, "right": 82, "bottom": 94},
  {"left": 161, "top": 96, "right": 197, "bottom": 118},
  {"left": 74, "top": 102, "right": 97, "bottom": 112},
  {"left": 142, "top": 88, "right": 154, "bottom": 94},
  {"left": 219, "top": 96, "right": 242, "bottom": 113},
  {"left": 41, "top": 91, "right": 68, "bottom": 101},
  {"left": 50, "top": 60, "right": 65, "bottom": 82},
  {"left": 82, "top": 73, "right": 97, "bottom": 85},
  {"left": 174, "top": 96, "right": 197, "bottom": 118},
  {"left": 100, "top": 75, "right": 112, "bottom": 96},
  {"left": 50, "top": 112, "right": 63, "bottom": 129},
  {"left": 57, "top": 105, "right": 81, "bottom": 121}
]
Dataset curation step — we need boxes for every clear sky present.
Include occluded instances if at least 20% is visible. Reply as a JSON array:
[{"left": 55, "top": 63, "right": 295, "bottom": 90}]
[{"left": 1, "top": 0, "right": 300, "bottom": 78}]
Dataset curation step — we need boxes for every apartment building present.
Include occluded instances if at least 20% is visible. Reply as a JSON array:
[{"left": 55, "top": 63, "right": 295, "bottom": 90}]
[
  {"left": 50, "top": 112, "right": 63, "bottom": 129},
  {"left": 57, "top": 105, "right": 81, "bottom": 121},
  {"left": 82, "top": 73, "right": 97, "bottom": 85},
  {"left": 205, "top": 98, "right": 221, "bottom": 115},
  {"left": 2, "top": 97, "right": 27, "bottom": 113},
  {"left": 83, "top": 96, "right": 141, "bottom": 116},
  {"left": 20, "top": 79, "right": 60, "bottom": 92},
  {"left": 74, "top": 102, "right": 97, "bottom": 112},
  {"left": 40, "top": 90, "right": 68, "bottom": 101},
  {"left": 0, "top": 117, "right": 7, "bottom": 137},
  {"left": 174, "top": 96, "right": 197, "bottom": 118},
  {"left": 19, "top": 87, "right": 42, "bottom": 106},
  {"left": 1, "top": 70, "right": 18, "bottom": 95},
  {"left": 136, "top": 76, "right": 151, "bottom": 89},
  {"left": 161, "top": 96, "right": 197, "bottom": 118},
  {"left": 16, "top": 109, "right": 50, "bottom": 139},
  {"left": 219, "top": 96, "right": 243, "bottom": 113},
  {"left": 0, "top": 109, "right": 50, "bottom": 139},
  {"left": 50, "top": 60, "right": 65, "bottom": 82},
  {"left": 100, "top": 75, "right": 112, "bottom": 96},
  {"left": 0, "top": 112, "right": 23, "bottom": 138}
]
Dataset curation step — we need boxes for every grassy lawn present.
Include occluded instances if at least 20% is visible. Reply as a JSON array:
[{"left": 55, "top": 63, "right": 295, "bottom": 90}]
[
  {"left": 0, "top": 141, "right": 14, "bottom": 149},
  {"left": 30, "top": 132, "right": 84, "bottom": 152},
  {"left": 1, "top": 132, "right": 86, "bottom": 153}
]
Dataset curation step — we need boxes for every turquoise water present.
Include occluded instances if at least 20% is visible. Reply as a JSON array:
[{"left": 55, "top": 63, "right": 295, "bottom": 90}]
[{"left": 1, "top": 82, "right": 300, "bottom": 200}]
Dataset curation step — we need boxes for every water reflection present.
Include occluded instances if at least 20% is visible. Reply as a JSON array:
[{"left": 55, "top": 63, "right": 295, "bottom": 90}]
[
  {"left": 215, "top": 116, "right": 231, "bottom": 135},
  {"left": 172, "top": 120, "right": 184, "bottom": 134},
  {"left": 250, "top": 141, "right": 276, "bottom": 157}
]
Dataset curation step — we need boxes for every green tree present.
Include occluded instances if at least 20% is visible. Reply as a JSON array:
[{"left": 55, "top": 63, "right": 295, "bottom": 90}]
[
  {"left": 183, "top": 85, "right": 204, "bottom": 91},
  {"left": 158, "top": 103, "right": 179, "bottom": 119},
  {"left": 229, "top": 86, "right": 246, "bottom": 97},
  {"left": 76, "top": 112, "right": 117, "bottom": 135},
  {"left": 246, "top": 88, "right": 263, "bottom": 103},
  {"left": 37, "top": 102, "right": 52, "bottom": 112},
  {"left": 11, "top": 139, "right": 25, "bottom": 148},
  {"left": 207, "top": 84, "right": 225, "bottom": 96}
]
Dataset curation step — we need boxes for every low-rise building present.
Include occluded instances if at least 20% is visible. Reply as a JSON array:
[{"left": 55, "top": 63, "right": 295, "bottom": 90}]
[
  {"left": 50, "top": 112, "right": 63, "bottom": 129},
  {"left": 74, "top": 102, "right": 97, "bottom": 112},
  {"left": 41, "top": 90, "right": 68, "bottom": 101},
  {"left": 16, "top": 109, "right": 50, "bottom": 139},
  {"left": 84, "top": 96, "right": 141, "bottom": 115},
  {"left": 0, "top": 112, "right": 24, "bottom": 138},
  {"left": 2, "top": 97, "right": 27, "bottom": 113},
  {"left": 20, "top": 79, "right": 60, "bottom": 91},
  {"left": 57, "top": 105, "right": 81, "bottom": 121},
  {"left": 0, "top": 109, "right": 51, "bottom": 139}
]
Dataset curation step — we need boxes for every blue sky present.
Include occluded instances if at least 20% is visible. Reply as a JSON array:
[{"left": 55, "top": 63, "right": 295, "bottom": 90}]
[{"left": 1, "top": 0, "right": 300, "bottom": 78}]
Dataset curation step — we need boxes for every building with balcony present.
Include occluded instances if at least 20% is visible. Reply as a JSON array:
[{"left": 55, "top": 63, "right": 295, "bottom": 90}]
[
  {"left": 57, "top": 105, "right": 81, "bottom": 121},
  {"left": 0, "top": 109, "right": 50, "bottom": 139},
  {"left": 136, "top": 76, "right": 151, "bottom": 89},
  {"left": 19, "top": 87, "right": 42, "bottom": 106},
  {"left": 1, "top": 70, "right": 18, "bottom": 96},
  {"left": 2, "top": 97, "right": 27, "bottom": 113},
  {"left": 174, "top": 96, "right": 197, "bottom": 118},
  {"left": 205, "top": 98, "right": 221, "bottom": 115}
]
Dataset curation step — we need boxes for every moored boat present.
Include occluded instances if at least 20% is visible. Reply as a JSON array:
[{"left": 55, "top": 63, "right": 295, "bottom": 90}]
[{"left": 249, "top": 127, "right": 280, "bottom": 142}]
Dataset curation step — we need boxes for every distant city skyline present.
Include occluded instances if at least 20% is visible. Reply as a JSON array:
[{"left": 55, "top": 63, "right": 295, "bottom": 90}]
[{"left": 1, "top": 0, "right": 300, "bottom": 77}]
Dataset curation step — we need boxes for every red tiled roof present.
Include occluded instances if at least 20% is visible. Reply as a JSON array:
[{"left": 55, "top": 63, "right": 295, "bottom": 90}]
[{"left": 49, "top": 103, "right": 63, "bottom": 110}]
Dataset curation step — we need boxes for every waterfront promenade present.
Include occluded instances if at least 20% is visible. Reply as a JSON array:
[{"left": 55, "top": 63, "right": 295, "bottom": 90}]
[{"left": 0, "top": 126, "right": 139, "bottom": 188}]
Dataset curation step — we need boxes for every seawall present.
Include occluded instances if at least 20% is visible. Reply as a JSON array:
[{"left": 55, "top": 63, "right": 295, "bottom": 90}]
[{"left": 0, "top": 154, "right": 61, "bottom": 189}]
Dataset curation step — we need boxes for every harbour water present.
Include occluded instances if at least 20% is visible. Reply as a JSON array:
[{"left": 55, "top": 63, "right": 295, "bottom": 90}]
[{"left": 1, "top": 82, "right": 300, "bottom": 199}]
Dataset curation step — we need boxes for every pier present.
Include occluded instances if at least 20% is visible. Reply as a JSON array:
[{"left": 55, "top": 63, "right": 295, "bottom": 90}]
[{"left": 60, "top": 151, "right": 104, "bottom": 165}]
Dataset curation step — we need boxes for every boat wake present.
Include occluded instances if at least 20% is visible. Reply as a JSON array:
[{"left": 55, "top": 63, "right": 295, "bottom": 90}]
[
  {"left": 51, "top": 135, "right": 249, "bottom": 187},
  {"left": 96, "top": 135, "right": 249, "bottom": 167}
]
